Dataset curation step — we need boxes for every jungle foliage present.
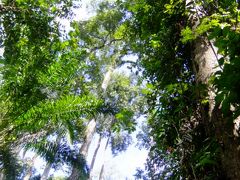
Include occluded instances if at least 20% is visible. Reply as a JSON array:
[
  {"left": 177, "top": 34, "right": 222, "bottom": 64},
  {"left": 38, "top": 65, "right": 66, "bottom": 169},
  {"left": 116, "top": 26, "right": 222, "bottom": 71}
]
[
  {"left": 0, "top": 0, "right": 142, "bottom": 179},
  {"left": 1, "top": 0, "right": 240, "bottom": 179},
  {"left": 116, "top": 0, "right": 240, "bottom": 179}
]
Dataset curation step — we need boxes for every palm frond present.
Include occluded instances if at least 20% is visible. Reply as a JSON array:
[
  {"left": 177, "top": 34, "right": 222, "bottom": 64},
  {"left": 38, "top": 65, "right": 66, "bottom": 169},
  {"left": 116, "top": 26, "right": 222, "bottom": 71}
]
[
  {"left": 24, "top": 138, "right": 89, "bottom": 178},
  {"left": 0, "top": 146, "right": 22, "bottom": 180}
]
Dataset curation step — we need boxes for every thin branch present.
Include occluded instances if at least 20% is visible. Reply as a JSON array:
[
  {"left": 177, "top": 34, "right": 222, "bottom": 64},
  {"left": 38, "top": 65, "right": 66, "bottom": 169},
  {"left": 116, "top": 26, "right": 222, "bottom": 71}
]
[
  {"left": 0, "top": 4, "right": 21, "bottom": 13},
  {"left": 89, "top": 38, "right": 123, "bottom": 53}
]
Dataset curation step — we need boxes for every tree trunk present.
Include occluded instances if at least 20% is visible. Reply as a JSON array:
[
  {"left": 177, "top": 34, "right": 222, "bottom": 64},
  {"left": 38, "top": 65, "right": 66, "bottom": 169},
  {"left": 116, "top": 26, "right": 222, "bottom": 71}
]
[
  {"left": 69, "top": 66, "right": 114, "bottom": 180},
  {"left": 69, "top": 119, "right": 96, "bottom": 179},
  {"left": 99, "top": 164, "right": 104, "bottom": 180},
  {"left": 23, "top": 154, "right": 38, "bottom": 180},
  {"left": 192, "top": 33, "right": 240, "bottom": 180},
  {"left": 40, "top": 163, "right": 52, "bottom": 180},
  {"left": 99, "top": 137, "right": 110, "bottom": 180},
  {"left": 189, "top": 2, "right": 240, "bottom": 178},
  {"left": 0, "top": 173, "right": 4, "bottom": 180},
  {"left": 80, "top": 119, "right": 97, "bottom": 157},
  {"left": 40, "top": 136, "right": 61, "bottom": 180},
  {"left": 101, "top": 67, "right": 114, "bottom": 92},
  {"left": 89, "top": 135, "right": 102, "bottom": 179}
]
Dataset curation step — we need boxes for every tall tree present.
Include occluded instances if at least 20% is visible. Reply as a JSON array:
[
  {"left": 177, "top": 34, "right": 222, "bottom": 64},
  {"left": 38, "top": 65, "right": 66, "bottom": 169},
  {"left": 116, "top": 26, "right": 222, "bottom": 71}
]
[
  {"left": 68, "top": 2, "right": 145, "bottom": 179},
  {"left": 0, "top": 0, "right": 101, "bottom": 179},
  {"left": 116, "top": 0, "right": 240, "bottom": 179}
]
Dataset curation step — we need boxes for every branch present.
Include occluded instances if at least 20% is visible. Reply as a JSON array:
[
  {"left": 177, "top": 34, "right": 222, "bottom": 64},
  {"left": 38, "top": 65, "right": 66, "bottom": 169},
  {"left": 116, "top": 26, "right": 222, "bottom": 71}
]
[
  {"left": 0, "top": 4, "right": 21, "bottom": 13},
  {"left": 89, "top": 38, "right": 123, "bottom": 53}
]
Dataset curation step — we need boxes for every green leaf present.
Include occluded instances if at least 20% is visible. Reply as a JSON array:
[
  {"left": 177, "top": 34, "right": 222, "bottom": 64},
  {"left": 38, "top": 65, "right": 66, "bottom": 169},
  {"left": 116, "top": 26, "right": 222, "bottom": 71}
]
[
  {"left": 221, "top": 98, "right": 230, "bottom": 115},
  {"left": 181, "top": 26, "right": 195, "bottom": 43}
]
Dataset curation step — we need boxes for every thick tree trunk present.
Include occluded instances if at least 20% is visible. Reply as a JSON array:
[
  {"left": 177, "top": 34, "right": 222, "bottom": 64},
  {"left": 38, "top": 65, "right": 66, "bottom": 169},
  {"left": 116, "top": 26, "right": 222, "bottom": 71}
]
[
  {"left": 186, "top": 0, "right": 237, "bottom": 180},
  {"left": 191, "top": 11, "right": 240, "bottom": 180},
  {"left": 192, "top": 37, "right": 219, "bottom": 113}
]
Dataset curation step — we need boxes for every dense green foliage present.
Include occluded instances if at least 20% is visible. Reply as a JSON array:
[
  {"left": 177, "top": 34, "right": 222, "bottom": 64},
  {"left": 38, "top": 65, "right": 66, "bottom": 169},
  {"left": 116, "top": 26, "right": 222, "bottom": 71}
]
[
  {"left": 0, "top": 0, "right": 144, "bottom": 179},
  {"left": 0, "top": 0, "right": 99, "bottom": 178},
  {"left": 116, "top": 0, "right": 240, "bottom": 179},
  {"left": 1, "top": 0, "right": 240, "bottom": 179}
]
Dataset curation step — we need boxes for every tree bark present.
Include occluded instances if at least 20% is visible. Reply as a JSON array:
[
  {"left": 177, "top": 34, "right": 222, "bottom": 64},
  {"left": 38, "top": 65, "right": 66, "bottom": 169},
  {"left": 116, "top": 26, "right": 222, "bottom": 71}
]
[
  {"left": 40, "top": 162, "right": 52, "bottom": 180},
  {"left": 89, "top": 135, "right": 102, "bottom": 179},
  {"left": 69, "top": 66, "right": 114, "bottom": 180},
  {"left": 99, "top": 164, "right": 104, "bottom": 180},
  {"left": 80, "top": 119, "right": 97, "bottom": 157},
  {"left": 189, "top": 1, "right": 240, "bottom": 178},
  {"left": 99, "top": 137, "right": 110, "bottom": 180},
  {"left": 193, "top": 34, "right": 240, "bottom": 180},
  {"left": 23, "top": 154, "right": 38, "bottom": 180},
  {"left": 0, "top": 173, "right": 4, "bottom": 180},
  {"left": 101, "top": 67, "right": 114, "bottom": 92},
  {"left": 69, "top": 119, "right": 96, "bottom": 180},
  {"left": 40, "top": 135, "right": 61, "bottom": 180}
]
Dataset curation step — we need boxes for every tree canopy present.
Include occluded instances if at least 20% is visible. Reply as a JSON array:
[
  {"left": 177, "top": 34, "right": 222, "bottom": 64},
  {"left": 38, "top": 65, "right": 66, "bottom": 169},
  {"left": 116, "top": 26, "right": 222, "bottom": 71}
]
[{"left": 1, "top": 0, "right": 240, "bottom": 179}]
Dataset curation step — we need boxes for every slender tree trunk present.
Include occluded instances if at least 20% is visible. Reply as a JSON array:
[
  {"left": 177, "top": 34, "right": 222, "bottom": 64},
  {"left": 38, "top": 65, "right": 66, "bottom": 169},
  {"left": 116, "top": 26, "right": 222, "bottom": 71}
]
[
  {"left": 80, "top": 119, "right": 97, "bottom": 157},
  {"left": 101, "top": 67, "right": 113, "bottom": 92},
  {"left": 40, "top": 136, "right": 61, "bottom": 180},
  {"left": 69, "top": 119, "right": 96, "bottom": 179},
  {"left": 99, "top": 165, "right": 104, "bottom": 180},
  {"left": 69, "top": 66, "right": 114, "bottom": 180},
  {"left": 40, "top": 163, "right": 52, "bottom": 180},
  {"left": 99, "top": 137, "right": 110, "bottom": 180},
  {"left": 0, "top": 173, "right": 4, "bottom": 180},
  {"left": 96, "top": 67, "right": 113, "bottom": 180},
  {"left": 23, "top": 154, "right": 38, "bottom": 180},
  {"left": 89, "top": 135, "right": 102, "bottom": 179}
]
